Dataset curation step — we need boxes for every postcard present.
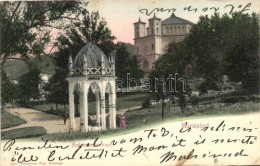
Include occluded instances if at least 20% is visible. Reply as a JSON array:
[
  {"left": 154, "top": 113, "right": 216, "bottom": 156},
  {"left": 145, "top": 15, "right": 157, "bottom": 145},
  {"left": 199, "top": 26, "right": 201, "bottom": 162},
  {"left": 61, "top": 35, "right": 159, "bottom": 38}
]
[{"left": 1, "top": 0, "right": 260, "bottom": 165}]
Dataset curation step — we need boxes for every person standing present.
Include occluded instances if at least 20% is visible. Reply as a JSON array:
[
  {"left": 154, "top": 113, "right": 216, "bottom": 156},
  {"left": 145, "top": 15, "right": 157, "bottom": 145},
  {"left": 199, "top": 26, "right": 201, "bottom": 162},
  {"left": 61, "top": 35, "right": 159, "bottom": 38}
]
[
  {"left": 63, "top": 113, "right": 67, "bottom": 125},
  {"left": 120, "top": 114, "right": 127, "bottom": 128},
  {"left": 116, "top": 114, "right": 120, "bottom": 128},
  {"left": 88, "top": 116, "right": 93, "bottom": 126}
]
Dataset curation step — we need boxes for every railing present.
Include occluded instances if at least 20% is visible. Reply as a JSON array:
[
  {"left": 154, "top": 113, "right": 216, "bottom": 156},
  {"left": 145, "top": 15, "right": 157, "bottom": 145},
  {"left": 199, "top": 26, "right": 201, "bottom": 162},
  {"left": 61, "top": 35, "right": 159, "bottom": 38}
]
[{"left": 72, "top": 67, "right": 113, "bottom": 76}]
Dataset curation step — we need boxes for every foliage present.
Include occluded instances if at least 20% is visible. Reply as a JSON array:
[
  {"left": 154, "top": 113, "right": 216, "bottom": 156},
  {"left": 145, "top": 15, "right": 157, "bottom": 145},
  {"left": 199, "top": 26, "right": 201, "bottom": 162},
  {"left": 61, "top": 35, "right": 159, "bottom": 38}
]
[
  {"left": 190, "top": 96, "right": 199, "bottom": 107},
  {"left": 17, "top": 68, "right": 41, "bottom": 103},
  {"left": 0, "top": 1, "right": 80, "bottom": 67},
  {"left": 1, "top": 126, "right": 47, "bottom": 140},
  {"left": 148, "top": 41, "right": 192, "bottom": 117},
  {"left": 1, "top": 70, "right": 17, "bottom": 105},
  {"left": 44, "top": 69, "right": 68, "bottom": 105},
  {"left": 186, "top": 13, "right": 259, "bottom": 92},
  {"left": 44, "top": 2, "right": 116, "bottom": 107},
  {"left": 142, "top": 97, "right": 151, "bottom": 109},
  {"left": 115, "top": 43, "right": 143, "bottom": 86},
  {"left": 221, "top": 96, "right": 260, "bottom": 103}
]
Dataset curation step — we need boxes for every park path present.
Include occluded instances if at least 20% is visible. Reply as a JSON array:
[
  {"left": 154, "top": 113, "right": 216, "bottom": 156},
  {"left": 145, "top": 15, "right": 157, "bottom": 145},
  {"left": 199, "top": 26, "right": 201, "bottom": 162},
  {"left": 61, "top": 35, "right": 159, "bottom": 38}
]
[
  {"left": 1, "top": 100, "right": 170, "bottom": 134},
  {"left": 1, "top": 105, "right": 142, "bottom": 134},
  {"left": 1, "top": 108, "right": 75, "bottom": 133}
]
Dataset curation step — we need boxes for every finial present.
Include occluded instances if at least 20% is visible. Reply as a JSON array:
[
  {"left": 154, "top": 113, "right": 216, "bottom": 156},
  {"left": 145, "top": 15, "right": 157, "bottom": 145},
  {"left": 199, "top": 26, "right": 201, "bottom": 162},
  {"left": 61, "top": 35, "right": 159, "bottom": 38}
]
[
  {"left": 138, "top": 17, "right": 141, "bottom": 22},
  {"left": 68, "top": 52, "right": 73, "bottom": 76},
  {"left": 171, "top": 13, "right": 176, "bottom": 17},
  {"left": 101, "top": 53, "right": 105, "bottom": 75},
  {"left": 68, "top": 54, "right": 73, "bottom": 64},
  {"left": 153, "top": 13, "right": 156, "bottom": 18},
  {"left": 83, "top": 54, "right": 87, "bottom": 75}
]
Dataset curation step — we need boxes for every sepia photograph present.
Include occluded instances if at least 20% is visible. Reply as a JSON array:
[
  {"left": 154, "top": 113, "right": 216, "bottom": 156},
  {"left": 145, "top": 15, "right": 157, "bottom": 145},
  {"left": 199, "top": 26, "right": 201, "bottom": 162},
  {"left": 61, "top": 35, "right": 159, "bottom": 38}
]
[{"left": 0, "top": 0, "right": 259, "bottom": 165}]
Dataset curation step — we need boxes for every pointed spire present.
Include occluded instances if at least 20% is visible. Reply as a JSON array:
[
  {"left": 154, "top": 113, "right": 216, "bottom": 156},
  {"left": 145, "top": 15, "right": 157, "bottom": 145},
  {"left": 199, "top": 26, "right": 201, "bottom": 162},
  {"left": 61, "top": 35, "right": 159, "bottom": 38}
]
[
  {"left": 83, "top": 54, "right": 87, "bottom": 76},
  {"left": 138, "top": 17, "right": 141, "bottom": 22},
  {"left": 69, "top": 54, "right": 72, "bottom": 64},
  {"left": 68, "top": 53, "right": 73, "bottom": 76},
  {"left": 108, "top": 55, "right": 111, "bottom": 63},
  {"left": 101, "top": 53, "right": 105, "bottom": 75},
  {"left": 111, "top": 50, "right": 116, "bottom": 76}
]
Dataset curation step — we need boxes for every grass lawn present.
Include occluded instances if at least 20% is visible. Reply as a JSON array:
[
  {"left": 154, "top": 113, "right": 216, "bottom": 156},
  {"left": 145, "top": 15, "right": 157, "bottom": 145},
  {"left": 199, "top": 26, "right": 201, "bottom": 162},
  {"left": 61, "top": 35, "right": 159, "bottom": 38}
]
[
  {"left": 1, "top": 110, "right": 26, "bottom": 129},
  {"left": 33, "top": 101, "right": 259, "bottom": 141},
  {"left": 33, "top": 93, "right": 147, "bottom": 115},
  {"left": 1, "top": 126, "right": 47, "bottom": 140}
]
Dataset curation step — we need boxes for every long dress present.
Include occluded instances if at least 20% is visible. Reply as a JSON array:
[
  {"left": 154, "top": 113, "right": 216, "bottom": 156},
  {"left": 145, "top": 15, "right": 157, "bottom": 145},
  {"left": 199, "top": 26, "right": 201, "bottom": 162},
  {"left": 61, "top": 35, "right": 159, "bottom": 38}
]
[{"left": 120, "top": 116, "right": 126, "bottom": 128}]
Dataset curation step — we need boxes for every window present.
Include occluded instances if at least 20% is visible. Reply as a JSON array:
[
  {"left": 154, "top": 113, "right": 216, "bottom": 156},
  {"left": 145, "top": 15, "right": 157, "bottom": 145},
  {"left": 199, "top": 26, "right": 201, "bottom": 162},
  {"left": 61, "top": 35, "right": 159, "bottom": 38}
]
[
  {"left": 170, "top": 27, "right": 173, "bottom": 34},
  {"left": 174, "top": 27, "right": 177, "bottom": 34},
  {"left": 182, "top": 26, "right": 185, "bottom": 33},
  {"left": 135, "top": 32, "right": 139, "bottom": 38},
  {"left": 151, "top": 44, "right": 154, "bottom": 50},
  {"left": 137, "top": 47, "right": 139, "bottom": 53},
  {"left": 156, "top": 28, "right": 159, "bottom": 34},
  {"left": 143, "top": 60, "right": 149, "bottom": 70},
  {"left": 166, "top": 27, "right": 169, "bottom": 34}
]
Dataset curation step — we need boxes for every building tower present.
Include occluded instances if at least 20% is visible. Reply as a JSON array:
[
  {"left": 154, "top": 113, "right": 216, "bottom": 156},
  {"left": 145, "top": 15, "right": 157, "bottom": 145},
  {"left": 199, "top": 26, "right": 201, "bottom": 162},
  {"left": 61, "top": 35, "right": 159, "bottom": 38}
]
[
  {"left": 134, "top": 17, "right": 146, "bottom": 39},
  {"left": 147, "top": 13, "right": 161, "bottom": 35}
]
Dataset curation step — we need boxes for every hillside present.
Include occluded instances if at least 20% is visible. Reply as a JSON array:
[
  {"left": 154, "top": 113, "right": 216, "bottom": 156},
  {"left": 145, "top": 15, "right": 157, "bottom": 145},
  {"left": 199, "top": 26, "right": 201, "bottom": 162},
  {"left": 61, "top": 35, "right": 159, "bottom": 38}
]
[{"left": 3, "top": 55, "right": 56, "bottom": 80}]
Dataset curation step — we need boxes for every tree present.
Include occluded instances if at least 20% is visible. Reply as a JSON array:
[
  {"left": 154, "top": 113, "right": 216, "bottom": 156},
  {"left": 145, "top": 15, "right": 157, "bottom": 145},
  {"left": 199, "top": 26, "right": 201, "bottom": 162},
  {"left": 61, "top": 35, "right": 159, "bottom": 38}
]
[
  {"left": 148, "top": 42, "right": 192, "bottom": 117},
  {"left": 186, "top": 13, "right": 259, "bottom": 93},
  {"left": 0, "top": 1, "right": 81, "bottom": 68},
  {"left": 44, "top": 4, "right": 116, "bottom": 108},
  {"left": 224, "top": 13, "right": 259, "bottom": 89},
  {"left": 115, "top": 43, "right": 143, "bottom": 87},
  {"left": 43, "top": 69, "right": 68, "bottom": 110},
  {"left": 1, "top": 70, "right": 16, "bottom": 106},
  {"left": 17, "top": 68, "right": 41, "bottom": 104}
]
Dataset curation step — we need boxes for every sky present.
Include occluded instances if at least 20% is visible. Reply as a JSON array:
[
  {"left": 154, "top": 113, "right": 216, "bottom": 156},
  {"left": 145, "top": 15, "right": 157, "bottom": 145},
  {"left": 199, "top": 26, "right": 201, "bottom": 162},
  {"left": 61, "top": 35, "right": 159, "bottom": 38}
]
[{"left": 87, "top": 0, "right": 260, "bottom": 44}]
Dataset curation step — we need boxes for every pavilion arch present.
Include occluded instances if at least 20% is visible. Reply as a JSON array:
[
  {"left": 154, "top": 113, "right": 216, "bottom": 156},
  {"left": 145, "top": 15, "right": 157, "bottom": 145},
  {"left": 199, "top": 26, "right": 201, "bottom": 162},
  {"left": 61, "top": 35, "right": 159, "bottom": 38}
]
[{"left": 66, "top": 42, "right": 117, "bottom": 132}]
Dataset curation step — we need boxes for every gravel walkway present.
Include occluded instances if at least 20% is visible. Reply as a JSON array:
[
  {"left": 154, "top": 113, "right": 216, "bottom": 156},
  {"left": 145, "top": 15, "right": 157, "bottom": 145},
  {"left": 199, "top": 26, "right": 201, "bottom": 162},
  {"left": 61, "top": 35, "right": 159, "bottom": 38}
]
[{"left": 1, "top": 108, "right": 81, "bottom": 133}]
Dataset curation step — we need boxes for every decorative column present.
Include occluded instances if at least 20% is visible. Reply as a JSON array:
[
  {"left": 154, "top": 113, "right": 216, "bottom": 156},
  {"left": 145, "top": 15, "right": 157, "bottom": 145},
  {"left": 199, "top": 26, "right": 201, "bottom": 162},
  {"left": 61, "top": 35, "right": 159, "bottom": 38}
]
[
  {"left": 95, "top": 93, "right": 101, "bottom": 127},
  {"left": 100, "top": 92, "right": 106, "bottom": 130},
  {"left": 82, "top": 82, "right": 88, "bottom": 132},
  {"left": 111, "top": 87, "right": 117, "bottom": 129},
  {"left": 109, "top": 93, "right": 113, "bottom": 129},
  {"left": 79, "top": 92, "right": 84, "bottom": 132},
  {"left": 69, "top": 82, "right": 76, "bottom": 131}
]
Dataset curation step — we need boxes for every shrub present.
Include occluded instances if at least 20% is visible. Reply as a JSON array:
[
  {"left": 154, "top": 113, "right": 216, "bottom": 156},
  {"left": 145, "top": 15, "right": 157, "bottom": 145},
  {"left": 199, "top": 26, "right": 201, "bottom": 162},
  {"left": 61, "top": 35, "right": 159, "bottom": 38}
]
[
  {"left": 1, "top": 126, "right": 47, "bottom": 140},
  {"left": 221, "top": 96, "right": 260, "bottom": 103},
  {"left": 190, "top": 96, "right": 199, "bottom": 107},
  {"left": 142, "top": 97, "right": 151, "bottom": 109}
]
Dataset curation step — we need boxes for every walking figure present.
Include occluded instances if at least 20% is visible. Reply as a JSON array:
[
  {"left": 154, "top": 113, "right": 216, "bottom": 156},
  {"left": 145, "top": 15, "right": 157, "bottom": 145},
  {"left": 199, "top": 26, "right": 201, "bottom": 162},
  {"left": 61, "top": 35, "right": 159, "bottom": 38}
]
[
  {"left": 116, "top": 114, "right": 120, "bottom": 128},
  {"left": 120, "top": 114, "right": 127, "bottom": 128},
  {"left": 63, "top": 113, "right": 67, "bottom": 125},
  {"left": 88, "top": 116, "right": 93, "bottom": 126}
]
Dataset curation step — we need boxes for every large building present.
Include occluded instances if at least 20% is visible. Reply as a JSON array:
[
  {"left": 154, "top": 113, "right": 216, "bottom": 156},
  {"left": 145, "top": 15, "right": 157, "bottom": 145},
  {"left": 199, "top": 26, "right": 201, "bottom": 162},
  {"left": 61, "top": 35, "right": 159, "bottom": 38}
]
[{"left": 134, "top": 13, "right": 194, "bottom": 73}]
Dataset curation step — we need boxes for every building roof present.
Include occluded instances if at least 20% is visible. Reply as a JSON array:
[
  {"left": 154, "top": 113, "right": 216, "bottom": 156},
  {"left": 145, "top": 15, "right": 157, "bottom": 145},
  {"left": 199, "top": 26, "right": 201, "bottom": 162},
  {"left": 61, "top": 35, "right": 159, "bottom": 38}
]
[
  {"left": 162, "top": 13, "right": 194, "bottom": 25},
  {"left": 134, "top": 17, "right": 146, "bottom": 24},
  {"left": 148, "top": 13, "right": 161, "bottom": 20},
  {"left": 73, "top": 42, "right": 110, "bottom": 68}
]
